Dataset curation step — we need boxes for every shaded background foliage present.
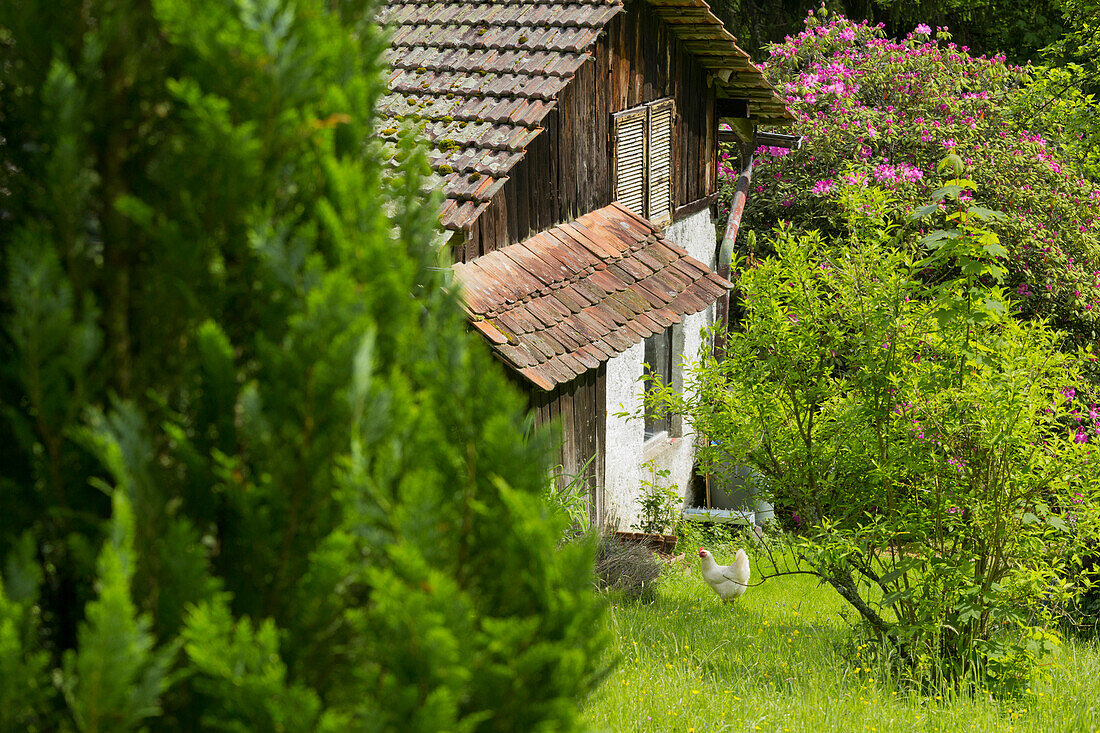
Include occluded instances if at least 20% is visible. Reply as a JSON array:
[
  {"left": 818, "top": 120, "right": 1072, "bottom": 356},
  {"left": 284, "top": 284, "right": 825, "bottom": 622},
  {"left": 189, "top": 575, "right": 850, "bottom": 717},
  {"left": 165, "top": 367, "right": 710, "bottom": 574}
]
[{"left": 713, "top": 0, "right": 1065, "bottom": 63}]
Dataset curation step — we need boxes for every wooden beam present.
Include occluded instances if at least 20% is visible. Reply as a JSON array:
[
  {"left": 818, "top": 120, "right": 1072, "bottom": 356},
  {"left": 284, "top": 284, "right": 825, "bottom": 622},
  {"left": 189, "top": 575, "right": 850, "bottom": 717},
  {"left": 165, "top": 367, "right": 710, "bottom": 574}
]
[
  {"left": 719, "top": 118, "right": 754, "bottom": 145},
  {"left": 713, "top": 157, "right": 754, "bottom": 362},
  {"left": 755, "top": 131, "right": 803, "bottom": 150}
]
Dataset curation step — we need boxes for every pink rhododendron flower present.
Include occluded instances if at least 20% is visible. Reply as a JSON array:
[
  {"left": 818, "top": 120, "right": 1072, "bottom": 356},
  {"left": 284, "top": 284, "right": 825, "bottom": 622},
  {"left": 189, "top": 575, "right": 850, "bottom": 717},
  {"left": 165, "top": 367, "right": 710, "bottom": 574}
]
[{"left": 742, "top": 11, "right": 1100, "bottom": 349}]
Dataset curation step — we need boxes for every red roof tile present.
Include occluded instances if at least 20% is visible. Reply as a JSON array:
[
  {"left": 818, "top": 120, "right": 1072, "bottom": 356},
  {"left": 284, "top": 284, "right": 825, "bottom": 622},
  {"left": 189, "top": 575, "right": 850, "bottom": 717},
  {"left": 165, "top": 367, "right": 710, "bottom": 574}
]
[{"left": 452, "top": 203, "right": 732, "bottom": 389}]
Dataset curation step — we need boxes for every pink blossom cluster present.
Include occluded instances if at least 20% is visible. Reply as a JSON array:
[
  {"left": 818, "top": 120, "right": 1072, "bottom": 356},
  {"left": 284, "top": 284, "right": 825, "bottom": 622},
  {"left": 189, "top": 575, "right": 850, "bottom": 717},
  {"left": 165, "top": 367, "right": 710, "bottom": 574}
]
[
  {"left": 873, "top": 162, "right": 924, "bottom": 184},
  {"left": 729, "top": 11, "right": 1100, "bottom": 334},
  {"left": 1065, "top": 388, "right": 1100, "bottom": 444},
  {"left": 756, "top": 145, "right": 793, "bottom": 159}
]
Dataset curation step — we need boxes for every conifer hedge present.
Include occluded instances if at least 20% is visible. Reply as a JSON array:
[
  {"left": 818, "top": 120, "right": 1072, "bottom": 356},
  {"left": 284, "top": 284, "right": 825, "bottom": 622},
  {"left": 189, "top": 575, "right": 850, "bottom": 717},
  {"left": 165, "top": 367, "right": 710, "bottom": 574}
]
[{"left": 0, "top": 1, "right": 608, "bottom": 729}]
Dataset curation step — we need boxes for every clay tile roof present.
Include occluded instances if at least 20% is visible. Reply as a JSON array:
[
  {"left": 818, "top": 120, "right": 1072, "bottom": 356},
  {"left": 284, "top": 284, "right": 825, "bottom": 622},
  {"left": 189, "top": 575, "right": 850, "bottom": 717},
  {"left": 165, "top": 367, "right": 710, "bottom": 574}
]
[
  {"left": 380, "top": 0, "right": 789, "bottom": 234},
  {"left": 452, "top": 203, "right": 732, "bottom": 390},
  {"left": 642, "top": 0, "right": 792, "bottom": 124},
  {"left": 379, "top": 0, "right": 626, "bottom": 234}
]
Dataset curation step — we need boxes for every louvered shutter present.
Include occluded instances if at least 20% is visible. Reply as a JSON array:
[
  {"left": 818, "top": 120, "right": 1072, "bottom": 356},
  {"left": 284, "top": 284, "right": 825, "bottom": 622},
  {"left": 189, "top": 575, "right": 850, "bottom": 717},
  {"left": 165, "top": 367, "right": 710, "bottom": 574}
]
[
  {"left": 612, "top": 108, "right": 647, "bottom": 217},
  {"left": 647, "top": 99, "right": 674, "bottom": 227}
]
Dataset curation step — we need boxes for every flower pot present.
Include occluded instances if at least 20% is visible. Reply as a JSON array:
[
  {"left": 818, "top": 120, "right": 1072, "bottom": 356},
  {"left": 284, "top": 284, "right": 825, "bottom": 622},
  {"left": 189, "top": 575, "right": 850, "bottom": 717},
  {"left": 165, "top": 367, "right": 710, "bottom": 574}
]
[{"left": 613, "top": 531, "right": 678, "bottom": 555}]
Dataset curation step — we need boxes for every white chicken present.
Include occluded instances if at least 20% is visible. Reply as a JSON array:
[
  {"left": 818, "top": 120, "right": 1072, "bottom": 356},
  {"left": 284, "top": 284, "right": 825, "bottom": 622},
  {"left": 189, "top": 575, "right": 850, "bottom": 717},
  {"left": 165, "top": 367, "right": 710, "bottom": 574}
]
[{"left": 698, "top": 547, "right": 750, "bottom": 601}]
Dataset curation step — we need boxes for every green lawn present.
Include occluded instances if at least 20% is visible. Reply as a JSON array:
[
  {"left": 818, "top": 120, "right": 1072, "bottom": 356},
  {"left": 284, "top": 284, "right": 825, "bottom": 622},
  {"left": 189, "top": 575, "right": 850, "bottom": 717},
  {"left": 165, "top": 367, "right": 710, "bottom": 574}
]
[{"left": 582, "top": 550, "right": 1100, "bottom": 732}]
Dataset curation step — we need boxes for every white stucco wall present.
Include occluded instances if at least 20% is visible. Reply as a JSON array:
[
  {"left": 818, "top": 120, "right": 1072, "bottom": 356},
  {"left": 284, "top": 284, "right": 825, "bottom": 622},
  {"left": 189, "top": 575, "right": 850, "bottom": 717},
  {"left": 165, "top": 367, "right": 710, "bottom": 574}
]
[{"left": 603, "top": 207, "right": 717, "bottom": 530}]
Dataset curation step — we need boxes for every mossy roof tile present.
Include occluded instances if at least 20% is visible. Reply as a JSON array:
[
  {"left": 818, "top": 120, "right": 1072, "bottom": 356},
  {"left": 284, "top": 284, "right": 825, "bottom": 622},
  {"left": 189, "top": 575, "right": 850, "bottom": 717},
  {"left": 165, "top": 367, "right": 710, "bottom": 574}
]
[{"left": 451, "top": 204, "right": 731, "bottom": 389}]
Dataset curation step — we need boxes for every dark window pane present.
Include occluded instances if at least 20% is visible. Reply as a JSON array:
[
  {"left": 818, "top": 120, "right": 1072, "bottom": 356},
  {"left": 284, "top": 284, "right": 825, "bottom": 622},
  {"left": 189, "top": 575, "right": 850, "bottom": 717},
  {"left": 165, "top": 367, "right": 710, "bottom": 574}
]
[{"left": 643, "top": 326, "right": 674, "bottom": 439}]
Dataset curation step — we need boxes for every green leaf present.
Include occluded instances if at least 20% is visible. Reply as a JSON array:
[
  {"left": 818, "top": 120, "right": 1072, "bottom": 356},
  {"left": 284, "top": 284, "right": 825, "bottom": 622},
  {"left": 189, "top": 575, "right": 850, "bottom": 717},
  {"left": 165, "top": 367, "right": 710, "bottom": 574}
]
[
  {"left": 61, "top": 492, "right": 176, "bottom": 731},
  {"left": 1045, "top": 515, "right": 1068, "bottom": 532},
  {"left": 968, "top": 205, "right": 1006, "bottom": 221},
  {"left": 982, "top": 298, "right": 1006, "bottom": 316},
  {"left": 920, "top": 229, "right": 960, "bottom": 248},
  {"left": 933, "top": 184, "right": 967, "bottom": 200},
  {"left": 909, "top": 203, "right": 940, "bottom": 220},
  {"left": 935, "top": 153, "right": 966, "bottom": 176},
  {"left": 878, "top": 569, "right": 907, "bottom": 585},
  {"left": 954, "top": 601, "right": 981, "bottom": 623},
  {"left": 881, "top": 588, "right": 914, "bottom": 607},
  {"left": 960, "top": 260, "right": 990, "bottom": 276},
  {"left": 981, "top": 241, "right": 1008, "bottom": 258}
]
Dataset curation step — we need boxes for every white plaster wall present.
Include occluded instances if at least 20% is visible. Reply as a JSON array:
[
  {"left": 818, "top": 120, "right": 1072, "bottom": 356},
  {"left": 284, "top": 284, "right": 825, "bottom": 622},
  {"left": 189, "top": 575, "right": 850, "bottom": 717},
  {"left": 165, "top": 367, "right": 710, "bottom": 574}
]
[
  {"left": 667, "top": 206, "right": 718, "bottom": 270},
  {"left": 602, "top": 208, "right": 717, "bottom": 530},
  {"left": 604, "top": 341, "right": 646, "bottom": 529}
]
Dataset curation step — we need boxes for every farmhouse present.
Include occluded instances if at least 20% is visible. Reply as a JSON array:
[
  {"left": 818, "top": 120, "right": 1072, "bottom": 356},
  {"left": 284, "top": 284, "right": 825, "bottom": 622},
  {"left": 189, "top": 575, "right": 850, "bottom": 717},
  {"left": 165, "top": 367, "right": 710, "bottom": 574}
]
[{"left": 378, "top": 0, "right": 790, "bottom": 528}]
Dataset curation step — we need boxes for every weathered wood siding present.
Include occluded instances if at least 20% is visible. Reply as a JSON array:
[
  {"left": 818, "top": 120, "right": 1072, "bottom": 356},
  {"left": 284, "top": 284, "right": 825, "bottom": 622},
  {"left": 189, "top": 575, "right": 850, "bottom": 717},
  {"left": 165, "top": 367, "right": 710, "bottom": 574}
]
[
  {"left": 528, "top": 364, "right": 607, "bottom": 523},
  {"left": 458, "top": 0, "right": 717, "bottom": 262},
  {"left": 458, "top": 1, "right": 718, "bottom": 523}
]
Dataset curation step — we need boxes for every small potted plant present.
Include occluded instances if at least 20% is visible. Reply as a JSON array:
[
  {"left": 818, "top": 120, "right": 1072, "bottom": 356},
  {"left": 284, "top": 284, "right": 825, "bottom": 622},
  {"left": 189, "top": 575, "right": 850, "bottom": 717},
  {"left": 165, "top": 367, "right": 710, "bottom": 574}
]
[{"left": 616, "top": 462, "right": 679, "bottom": 554}]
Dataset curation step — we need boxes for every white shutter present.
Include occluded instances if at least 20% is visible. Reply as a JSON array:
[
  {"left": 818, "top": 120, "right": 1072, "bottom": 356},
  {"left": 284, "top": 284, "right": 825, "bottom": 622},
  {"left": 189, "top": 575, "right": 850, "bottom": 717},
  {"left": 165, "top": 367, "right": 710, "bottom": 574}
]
[
  {"left": 613, "top": 108, "right": 647, "bottom": 217},
  {"left": 647, "top": 99, "right": 674, "bottom": 228}
]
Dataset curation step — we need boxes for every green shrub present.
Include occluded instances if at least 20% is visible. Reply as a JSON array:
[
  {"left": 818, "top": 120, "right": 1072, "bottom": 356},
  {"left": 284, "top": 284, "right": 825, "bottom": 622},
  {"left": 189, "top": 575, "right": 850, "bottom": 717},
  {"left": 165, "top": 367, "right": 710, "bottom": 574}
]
[
  {"left": 544, "top": 456, "right": 596, "bottom": 540},
  {"left": 0, "top": 0, "right": 608, "bottom": 729},
  {"left": 633, "top": 462, "right": 682, "bottom": 536},
  {"left": 655, "top": 171, "right": 1100, "bottom": 691}
]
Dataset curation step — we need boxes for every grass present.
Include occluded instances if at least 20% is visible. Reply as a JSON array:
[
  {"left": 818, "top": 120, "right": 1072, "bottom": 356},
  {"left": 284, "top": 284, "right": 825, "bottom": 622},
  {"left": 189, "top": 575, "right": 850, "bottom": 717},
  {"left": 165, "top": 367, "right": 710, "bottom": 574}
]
[{"left": 581, "top": 543, "right": 1100, "bottom": 732}]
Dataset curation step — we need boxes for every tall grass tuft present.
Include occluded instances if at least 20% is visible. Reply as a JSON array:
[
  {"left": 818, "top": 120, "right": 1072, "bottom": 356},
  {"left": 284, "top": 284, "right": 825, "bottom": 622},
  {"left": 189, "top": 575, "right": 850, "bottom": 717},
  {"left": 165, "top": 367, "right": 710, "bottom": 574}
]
[{"left": 595, "top": 533, "right": 662, "bottom": 602}]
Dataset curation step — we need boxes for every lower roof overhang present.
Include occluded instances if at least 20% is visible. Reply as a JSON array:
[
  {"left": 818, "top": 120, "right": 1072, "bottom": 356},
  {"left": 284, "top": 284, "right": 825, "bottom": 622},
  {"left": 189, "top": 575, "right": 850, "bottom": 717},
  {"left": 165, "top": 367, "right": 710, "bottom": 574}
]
[{"left": 452, "top": 202, "right": 733, "bottom": 390}]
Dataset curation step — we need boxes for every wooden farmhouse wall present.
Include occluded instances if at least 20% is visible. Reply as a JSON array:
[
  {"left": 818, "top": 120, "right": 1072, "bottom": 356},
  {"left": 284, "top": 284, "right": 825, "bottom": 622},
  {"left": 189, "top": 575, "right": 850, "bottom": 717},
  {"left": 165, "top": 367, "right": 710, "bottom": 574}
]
[
  {"left": 457, "top": 0, "right": 719, "bottom": 263},
  {"left": 525, "top": 365, "right": 607, "bottom": 521},
  {"left": 456, "top": 0, "right": 722, "bottom": 518}
]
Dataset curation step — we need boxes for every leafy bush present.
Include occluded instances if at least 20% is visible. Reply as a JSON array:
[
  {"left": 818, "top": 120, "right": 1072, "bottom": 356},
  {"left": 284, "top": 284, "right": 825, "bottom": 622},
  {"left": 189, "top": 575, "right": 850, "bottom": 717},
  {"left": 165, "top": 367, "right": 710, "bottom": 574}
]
[
  {"left": 1015, "top": 64, "right": 1100, "bottom": 181},
  {"left": 656, "top": 172, "right": 1100, "bottom": 691},
  {"left": 1017, "top": 0, "right": 1100, "bottom": 182},
  {"left": 0, "top": 0, "right": 608, "bottom": 729},
  {"left": 675, "top": 518, "right": 772, "bottom": 568},
  {"left": 1056, "top": 488, "right": 1100, "bottom": 635},
  {"left": 728, "top": 11, "right": 1100, "bottom": 349},
  {"left": 545, "top": 456, "right": 596, "bottom": 539},
  {"left": 632, "top": 462, "right": 682, "bottom": 535}
]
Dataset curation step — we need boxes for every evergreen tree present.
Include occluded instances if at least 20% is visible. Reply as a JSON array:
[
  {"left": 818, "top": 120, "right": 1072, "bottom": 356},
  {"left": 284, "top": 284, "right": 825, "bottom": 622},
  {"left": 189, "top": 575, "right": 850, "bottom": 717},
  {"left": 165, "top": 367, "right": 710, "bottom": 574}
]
[{"left": 0, "top": 0, "right": 608, "bottom": 729}]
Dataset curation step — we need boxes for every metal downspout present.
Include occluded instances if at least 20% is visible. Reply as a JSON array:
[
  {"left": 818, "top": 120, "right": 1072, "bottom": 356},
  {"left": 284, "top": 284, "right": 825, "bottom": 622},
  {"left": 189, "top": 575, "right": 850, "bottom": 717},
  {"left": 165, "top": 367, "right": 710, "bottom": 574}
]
[{"left": 714, "top": 154, "right": 753, "bottom": 359}]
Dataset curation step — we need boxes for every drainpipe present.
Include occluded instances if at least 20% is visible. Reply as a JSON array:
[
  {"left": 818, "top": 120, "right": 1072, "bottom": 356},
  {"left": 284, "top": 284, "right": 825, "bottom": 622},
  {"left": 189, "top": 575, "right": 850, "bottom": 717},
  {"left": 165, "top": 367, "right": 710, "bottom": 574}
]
[{"left": 713, "top": 151, "right": 753, "bottom": 360}]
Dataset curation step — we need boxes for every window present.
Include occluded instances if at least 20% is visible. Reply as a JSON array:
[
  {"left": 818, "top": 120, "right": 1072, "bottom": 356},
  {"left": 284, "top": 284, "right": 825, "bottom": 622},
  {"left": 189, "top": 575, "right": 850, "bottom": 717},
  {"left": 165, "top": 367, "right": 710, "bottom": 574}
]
[
  {"left": 643, "top": 325, "right": 675, "bottom": 440},
  {"left": 613, "top": 98, "right": 674, "bottom": 227}
]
